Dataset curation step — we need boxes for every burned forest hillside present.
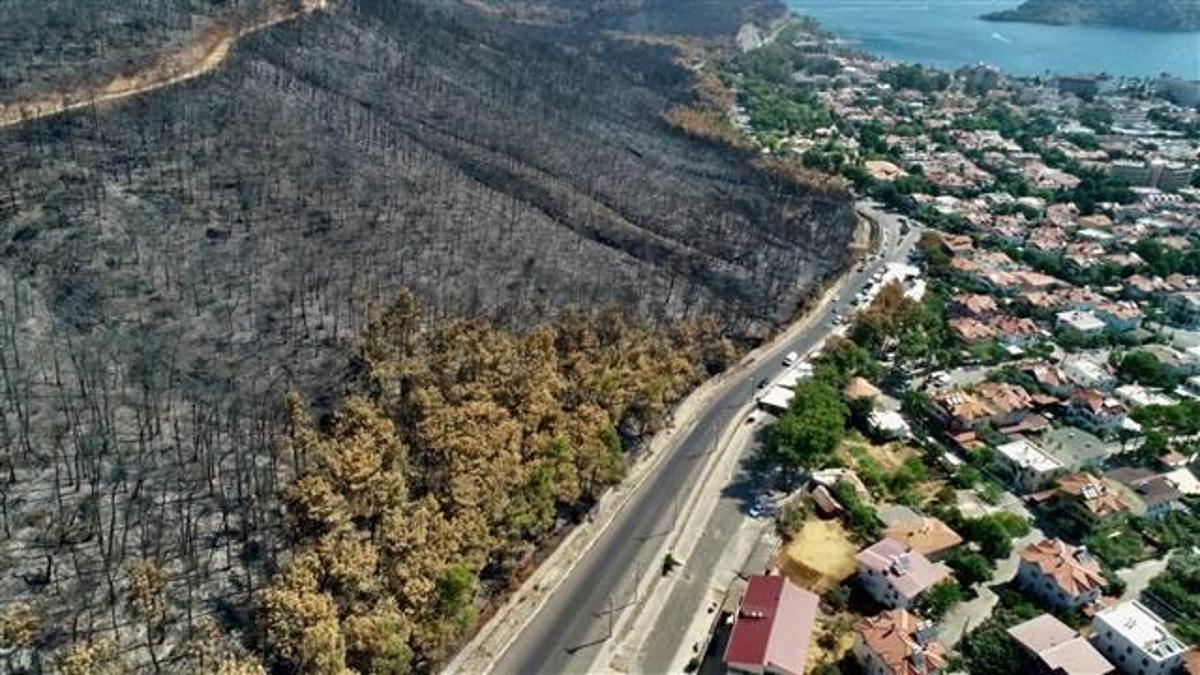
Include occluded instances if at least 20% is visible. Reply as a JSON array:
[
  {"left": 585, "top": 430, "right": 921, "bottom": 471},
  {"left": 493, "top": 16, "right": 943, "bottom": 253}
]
[{"left": 0, "top": 0, "right": 856, "bottom": 670}]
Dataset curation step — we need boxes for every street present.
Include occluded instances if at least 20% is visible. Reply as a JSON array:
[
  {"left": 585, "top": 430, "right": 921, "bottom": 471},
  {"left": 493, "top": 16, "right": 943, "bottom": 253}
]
[{"left": 481, "top": 204, "right": 920, "bottom": 674}]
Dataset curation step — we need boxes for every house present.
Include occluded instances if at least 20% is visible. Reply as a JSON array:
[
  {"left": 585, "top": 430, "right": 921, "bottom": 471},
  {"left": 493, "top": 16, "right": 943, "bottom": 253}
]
[
  {"left": 1106, "top": 468, "right": 1184, "bottom": 520},
  {"left": 1015, "top": 270, "right": 1063, "bottom": 292},
  {"left": 997, "top": 438, "right": 1066, "bottom": 492},
  {"left": 1035, "top": 472, "right": 1130, "bottom": 524},
  {"left": 1091, "top": 601, "right": 1187, "bottom": 675},
  {"left": 882, "top": 517, "right": 963, "bottom": 561},
  {"left": 949, "top": 317, "right": 997, "bottom": 345},
  {"left": 1017, "top": 539, "right": 1106, "bottom": 611},
  {"left": 1166, "top": 292, "right": 1200, "bottom": 328},
  {"left": 937, "top": 233, "right": 975, "bottom": 257},
  {"left": 1057, "top": 310, "right": 1107, "bottom": 335},
  {"left": 1065, "top": 390, "right": 1128, "bottom": 438},
  {"left": 1008, "top": 613, "right": 1115, "bottom": 675},
  {"left": 931, "top": 390, "right": 993, "bottom": 431},
  {"left": 989, "top": 315, "right": 1046, "bottom": 347},
  {"left": 1024, "top": 362, "right": 1074, "bottom": 398},
  {"left": 1094, "top": 302, "right": 1144, "bottom": 333},
  {"left": 978, "top": 269, "right": 1024, "bottom": 294},
  {"left": 869, "top": 411, "right": 912, "bottom": 441},
  {"left": 853, "top": 609, "right": 948, "bottom": 675},
  {"left": 1123, "top": 274, "right": 1167, "bottom": 300},
  {"left": 975, "top": 381, "right": 1035, "bottom": 427},
  {"left": 1062, "top": 354, "right": 1118, "bottom": 392},
  {"left": 855, "top": 538, "right": 950, "bottom": 609},
  {"left": 1113, "top": 384, "right": 1175, "bottom": 410},
  {"left": 723, "top": 574, "right": 820, "bottom": 675}
]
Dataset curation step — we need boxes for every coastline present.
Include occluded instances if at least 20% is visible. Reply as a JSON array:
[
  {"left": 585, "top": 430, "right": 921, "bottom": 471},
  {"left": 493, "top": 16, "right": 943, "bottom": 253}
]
[{"left": 782, "top": 0, "right": 1200, "bottom": 80}]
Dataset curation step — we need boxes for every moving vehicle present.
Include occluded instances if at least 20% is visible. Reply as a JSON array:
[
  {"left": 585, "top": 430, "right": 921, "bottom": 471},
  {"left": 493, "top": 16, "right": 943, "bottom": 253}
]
[{"left": 782, "top": 351, "right": 799, "bottom": 367}]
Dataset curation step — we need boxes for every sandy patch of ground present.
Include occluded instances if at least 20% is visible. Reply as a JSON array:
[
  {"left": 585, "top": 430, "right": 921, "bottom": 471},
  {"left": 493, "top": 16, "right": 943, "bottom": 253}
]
[
  {"left": 776, "top": 519, "right": 858, "bottom": 593},
  {"left": 806, "top": 611, "right": 856, "bottom": 672}
]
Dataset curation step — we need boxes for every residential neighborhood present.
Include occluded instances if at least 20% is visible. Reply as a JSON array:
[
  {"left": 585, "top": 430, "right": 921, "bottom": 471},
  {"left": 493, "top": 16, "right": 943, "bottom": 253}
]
[{"left": 688, "top": 14, "right": 1200, "bottom": 675}]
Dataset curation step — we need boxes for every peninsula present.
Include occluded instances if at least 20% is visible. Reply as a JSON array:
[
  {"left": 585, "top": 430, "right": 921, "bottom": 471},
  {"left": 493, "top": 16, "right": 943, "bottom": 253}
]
[{"left": 984, "top": 0, "right": 1200, "bottom": 32}]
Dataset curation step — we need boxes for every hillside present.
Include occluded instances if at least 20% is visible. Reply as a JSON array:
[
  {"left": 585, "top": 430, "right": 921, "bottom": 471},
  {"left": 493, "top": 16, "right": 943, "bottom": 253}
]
[
  {"left": 0, "top": 0, "right": 856, "bottom": 670},
  {"left": 983, "top": 0, "right": 1200, "bottom": 31}
]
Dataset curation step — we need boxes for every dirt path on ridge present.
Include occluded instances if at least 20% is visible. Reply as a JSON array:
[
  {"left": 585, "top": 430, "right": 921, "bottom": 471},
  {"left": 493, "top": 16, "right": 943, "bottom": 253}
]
[{"left": 0, "top": 0, "right": 328, "bottom": 130}]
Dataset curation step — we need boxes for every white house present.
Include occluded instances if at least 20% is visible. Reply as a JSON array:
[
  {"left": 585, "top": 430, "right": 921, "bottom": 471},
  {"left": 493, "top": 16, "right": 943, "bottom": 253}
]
[
  {"left": 1057, "top": 310, "right": 1107, "bottom": 334},
  {"left": 996, "top": 439, "right": 1066, "bottom": 493},
  {"left": 854, "top": 539, "right": 949, "bottom": 610},
  {"left": 1063, "top": 354, "right": 1118, "bottom": 391},
  {"left": 1091, "top": 601, "right": 1187, "bottom": 675},
  {"left": 868, "top": 411, "right": 912, "bottom": 441},
  {"left": 1016, "top": 539, "right": 1105, "bottom": 612}
]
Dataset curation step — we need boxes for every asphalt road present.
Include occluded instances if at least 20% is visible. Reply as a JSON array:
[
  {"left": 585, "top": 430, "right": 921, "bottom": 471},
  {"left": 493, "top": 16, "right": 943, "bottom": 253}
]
[{"left": 490, "top": 204, "right": 918, "bottom": 674}]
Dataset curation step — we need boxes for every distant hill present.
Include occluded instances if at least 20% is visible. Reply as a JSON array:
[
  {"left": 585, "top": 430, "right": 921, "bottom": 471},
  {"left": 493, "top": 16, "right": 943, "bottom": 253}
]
[{"left": 983, "top": 0, "right": 1200, "bottom": 31}]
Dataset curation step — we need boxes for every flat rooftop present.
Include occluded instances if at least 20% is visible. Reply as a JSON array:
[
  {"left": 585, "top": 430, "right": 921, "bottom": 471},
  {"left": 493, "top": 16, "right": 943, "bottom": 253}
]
[
  {"left": 997, "top": 439, "right": 1064, "bottom": 473},
  {"left": 1094, "top": 601, "right": 1187, "bottom": 662}
]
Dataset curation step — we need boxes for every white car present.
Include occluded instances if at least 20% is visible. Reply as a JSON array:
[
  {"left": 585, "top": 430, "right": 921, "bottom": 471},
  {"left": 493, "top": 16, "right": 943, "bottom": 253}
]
[{"left": 782, "top": 351, "right": 799, "bottom": 367}]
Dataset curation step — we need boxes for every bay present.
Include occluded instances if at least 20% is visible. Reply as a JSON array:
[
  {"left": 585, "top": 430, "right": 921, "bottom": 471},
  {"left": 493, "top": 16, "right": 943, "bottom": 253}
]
[{"left": 785, "top": 0, "right": 1200, "bottom": 80}]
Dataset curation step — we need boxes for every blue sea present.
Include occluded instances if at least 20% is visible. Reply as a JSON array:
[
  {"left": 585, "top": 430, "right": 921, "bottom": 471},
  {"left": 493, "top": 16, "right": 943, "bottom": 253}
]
[{"left": 785, "top": 0, "right": 1200, "bottom": 79}]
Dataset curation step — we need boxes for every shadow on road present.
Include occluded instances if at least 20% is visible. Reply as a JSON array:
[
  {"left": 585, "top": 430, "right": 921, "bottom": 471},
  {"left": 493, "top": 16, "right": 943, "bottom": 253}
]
[{"left": 719, "top": 449, "right": 776, "bottom": 516}]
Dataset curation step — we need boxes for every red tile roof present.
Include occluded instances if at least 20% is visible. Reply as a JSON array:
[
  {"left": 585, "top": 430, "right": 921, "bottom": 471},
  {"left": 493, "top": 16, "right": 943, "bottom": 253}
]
[
  {"left": 1019, "top": 539, "right": 1106, "bottom": 600},
  {"left": 723, "top": 574, "right": 819, "bottom": 675},
  {"left": 855, "top": 609, "right": 948, "bottom": 675}
]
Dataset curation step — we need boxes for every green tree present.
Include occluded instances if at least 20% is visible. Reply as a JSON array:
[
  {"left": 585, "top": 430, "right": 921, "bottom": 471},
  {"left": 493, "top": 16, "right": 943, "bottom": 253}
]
[
  {"left": 961, "top": 615, "right": 1028, "bottom": 675},
  {"left": 944, "top": 549, "right": 994, "bottom": 587},
  {"left": 962, "top": 516, "right": 1014, "bottom": 559},
  {"left": 919, "top": 580, "right": 962, "bottom": 620},
  {"left": 1116, "top": 350, "right": 1178, "bottom": 388},
  {"left": 766, "top": 380, "right": 847, "bottom": 471}
]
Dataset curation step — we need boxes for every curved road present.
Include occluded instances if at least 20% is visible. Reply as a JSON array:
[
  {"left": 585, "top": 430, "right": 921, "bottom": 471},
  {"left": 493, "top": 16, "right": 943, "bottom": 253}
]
[{"left": 490, "top": 204, "right": 917, "bottom": 674}]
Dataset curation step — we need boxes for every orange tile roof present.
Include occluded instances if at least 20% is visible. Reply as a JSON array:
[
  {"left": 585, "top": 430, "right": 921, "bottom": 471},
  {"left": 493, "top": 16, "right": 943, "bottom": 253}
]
[
  {"left": 1056, "top": 473, "right": 1130, "bottom": 518},
  {"left": 1019, "top": 539, "right": 1106, "bottom": 600},
  {"left": 953, "top": 293, "right": 998, "bottom": 316},
  {"left": 855, "top": 609, "right": 948, "bottom": 675},
  {"left": 883, "top": 517, "right": 963, "bottom": 558},
  {"left": 934, "top": 390, "right": 992, "bottom": 424},
  {"left": 949, "top": 317, "right": 996, "bottom": 343},
  {"left": 975, "top": 381, "right": 1033, "bottom": 415},
  {"left": 1183, "top": 648, "right": 1200, "bottom": 675}
]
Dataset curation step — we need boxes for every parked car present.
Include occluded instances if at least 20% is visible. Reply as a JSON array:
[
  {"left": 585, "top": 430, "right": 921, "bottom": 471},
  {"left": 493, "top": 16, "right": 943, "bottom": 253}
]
[{"left": 782, "top": 351, "right": 799, "bottom": 367}]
